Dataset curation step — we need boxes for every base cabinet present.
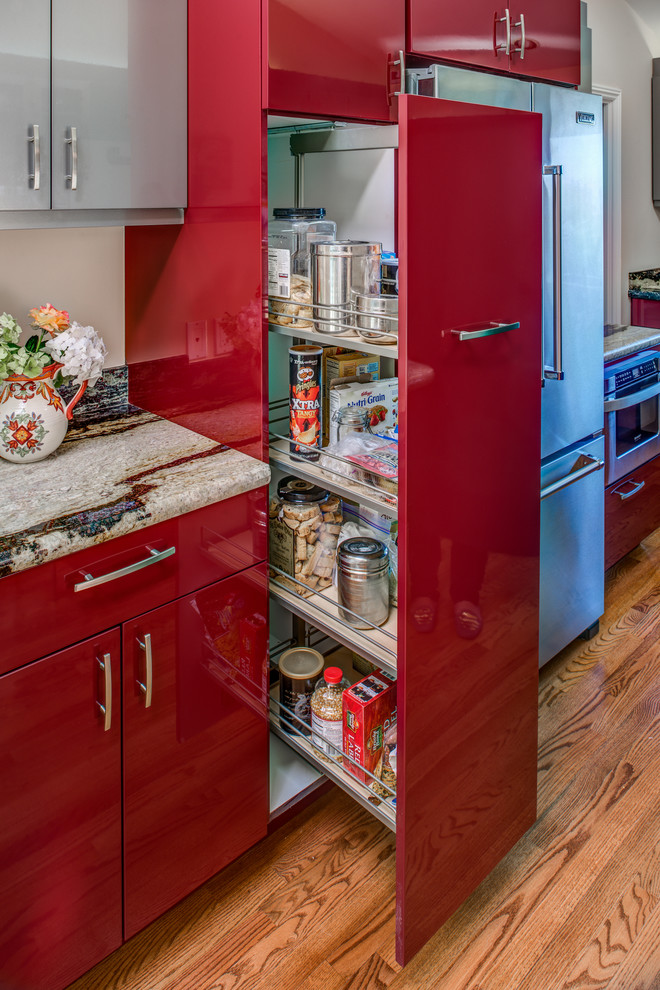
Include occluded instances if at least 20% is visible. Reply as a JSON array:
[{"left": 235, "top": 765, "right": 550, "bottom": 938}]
[
  {"left": 605, "top": 455, "right": 660, "bottom": 569},
  {"left": 0, "top": 565, "right": 268, "bottom": 990}
]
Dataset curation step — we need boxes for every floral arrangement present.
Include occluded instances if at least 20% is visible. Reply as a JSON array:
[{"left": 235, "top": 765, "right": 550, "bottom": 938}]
[{"left": 0, "top": 304, "right": 107, "bottom": 386}]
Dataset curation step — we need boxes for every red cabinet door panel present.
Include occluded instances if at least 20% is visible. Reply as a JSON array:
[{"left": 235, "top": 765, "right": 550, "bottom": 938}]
[
  {"left": 1, "top": 491, "right": 267, "bottom": 676},
  {"left": 0, "top": 630, "right": 122, "bottom": 990},
  {"left": 396, "top": 94, "right": 542, "bottom": 964},
  {"left": 265, "top": 0, "right": 404, "bottom": 121},
  {"left": 123, "top": 564, "right": 269, "bottom": 938},
  {"left": 408, "top": 0, "right": 510, "bottom": 73},
  {"left": 605, "top": 457, "right": 660, "bottom": 569},
  {"left": 510, "top": 0, "right": 580, "bottom": 85}
]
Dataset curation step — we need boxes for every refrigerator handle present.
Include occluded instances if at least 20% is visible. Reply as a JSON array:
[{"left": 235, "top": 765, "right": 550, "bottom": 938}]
[
  {"left": 543, "top": 165, "right": 564, "bottom": 381},
  {"left": 540, "top": 452, "right": 604, "bottom": 501}
]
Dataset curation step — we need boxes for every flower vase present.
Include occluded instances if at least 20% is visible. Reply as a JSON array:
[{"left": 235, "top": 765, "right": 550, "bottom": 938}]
[{"left": 0, "top": 364, "right": 88, "bottom": 463}]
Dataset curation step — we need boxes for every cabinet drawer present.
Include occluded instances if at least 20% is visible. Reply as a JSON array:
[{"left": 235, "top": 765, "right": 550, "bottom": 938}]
[
  {"left": 0, "top": 488, "right": 267, "bottom": 675},
  {"left": 605, "top": 457, "right": 660, "bottom": 569}
]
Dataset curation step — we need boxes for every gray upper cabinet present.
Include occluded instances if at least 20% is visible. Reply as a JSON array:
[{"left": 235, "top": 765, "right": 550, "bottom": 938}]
[
  {"left": 0, "top": 0, "right": 187, "bottom": 216},
  {"left": 0, "top": 0, "right": 51, "bottom": 210}
]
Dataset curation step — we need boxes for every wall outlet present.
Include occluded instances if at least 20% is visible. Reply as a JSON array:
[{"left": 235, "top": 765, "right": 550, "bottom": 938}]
[{"left": 186, "top": 320, "right": 207, "bottom": 360}]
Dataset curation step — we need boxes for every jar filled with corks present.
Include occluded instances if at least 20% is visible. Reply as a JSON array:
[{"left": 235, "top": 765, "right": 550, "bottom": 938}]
[
  {"left": 269, "top": 477, "right": 343, "bottom": 597},
  {"left": 311, "top": 666, "right": 350, "bottom": 759}
]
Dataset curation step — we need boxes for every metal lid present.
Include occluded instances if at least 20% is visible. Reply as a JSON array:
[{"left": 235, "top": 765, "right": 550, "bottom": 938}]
[
  {"left": 354, "top": 293, "right": 398, "bottom": 315},
  {"left": 278, "top": 647, "right": 324, "bottom": 680},
  {"left": 336, "top": 406, "right": 370, "bottom": 425},
  {"left": 311, "top": 240, "right": 382, "bottom": 258},
  {"left": 273, "top": 207, "right": 326, "bottom": 220},
  {"left": 277, "top": 476, "right": 329, "bottom": 504},
  {"left": 338, "top": 537, "right": 389, "bottom": 571}
]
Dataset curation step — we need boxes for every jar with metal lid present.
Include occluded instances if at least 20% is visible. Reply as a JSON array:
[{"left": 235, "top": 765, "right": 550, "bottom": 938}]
[
  {"left": 334, "top": 406, "right": 373, "bottom": 443},
  {"left": 311, "top": 240, "right": 382, "bottom": 335},
  {"left": 311, "top": 666, "right": 350, "bottom": 758},
  {"left": 268, "top": 477, "right": 343, "bottom": 595},
  {"left": 355, "top": 293, "right": 398, "bottom": 344},
  {"left": 337, "top": 537, "right": 390, "bottom": 629},
  {"left": 268, "top": 207, "right": 336, "bottom": 328},
  {"left": 278, "top": 646, "right": 324, "bottom": 735}
]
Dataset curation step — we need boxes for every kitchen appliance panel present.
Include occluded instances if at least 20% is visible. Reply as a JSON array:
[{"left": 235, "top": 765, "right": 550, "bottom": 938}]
[
  {"left": 533, "top": 84, "right": 604, "bottom": 458},
  {"left": 604, "top": 350, "right": 660, "bottom": 485},
  {"left": 397, "top": 94, "right": 541, "bottom": 964},
  {"left": 0, "top": 0, "right": 51, "bottom": 210},
  {"left": 123, "top": 566, "right": 269, "bottom": 939},
  {"left": 0, "top": 629, "right": 123, "bottom": 990},
  {"left": 539, "top": 434, "right": 605, "bottom": 666}
]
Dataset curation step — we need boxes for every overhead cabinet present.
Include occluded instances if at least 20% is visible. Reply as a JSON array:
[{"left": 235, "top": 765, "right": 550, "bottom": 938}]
[{"left": 0, "top": 0, "right": 187, "bottom": 213}]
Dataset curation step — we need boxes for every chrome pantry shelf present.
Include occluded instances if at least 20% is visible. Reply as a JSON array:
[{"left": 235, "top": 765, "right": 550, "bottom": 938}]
[
  {"left": 268, "top": 320, "right": 398, "bottom": 360},
  {"left": 268, "top": 437, "right": 398, "bottom": 518},
  {"left": 269, "top": 694, "right": 396, "bottom": 832},
  {"left": 269, "top": 572, "right": 397, "bottom": 677}
]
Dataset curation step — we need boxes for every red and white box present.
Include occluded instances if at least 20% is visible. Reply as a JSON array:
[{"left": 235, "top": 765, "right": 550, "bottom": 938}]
[{"left": 342, "top": 671, "right": 396, "bottom": 785}]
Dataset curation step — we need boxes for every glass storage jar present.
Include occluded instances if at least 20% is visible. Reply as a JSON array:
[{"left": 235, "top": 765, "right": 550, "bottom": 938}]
[
  {"left": 268, "top": 477, "right": 343, "bottom": 596},
  {"left": 311, "top": 666, "right": 350, "bottom": 759},
  {"left": 268, "top": 207, "right": 336, "bottom": 329}
]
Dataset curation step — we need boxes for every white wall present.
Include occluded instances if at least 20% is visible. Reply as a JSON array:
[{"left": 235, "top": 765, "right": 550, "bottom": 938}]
[
  {"left": 588, "top": 0, "right": 660, "bottom": 319},
  {"left": 0, "top": 226, "right": 125, "bottom": 367}
]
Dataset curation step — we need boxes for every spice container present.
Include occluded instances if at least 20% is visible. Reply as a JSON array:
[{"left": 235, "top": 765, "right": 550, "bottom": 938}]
[
  {"left": 311, "top": 666, "right": 350, "bottom": 758},
  {"left": 337, "top": 537, "right": 390, "bottom": 629},
  {"left": 278, "top": 647, "right": 324, "bottom": 736},
  {"left": 269, "top": 478, "right": 343, "bottom": 596},
  {"left": 355, "top": 293, "right": 398, "bottom": 344},
  {"left": 311, "top": 240, "right": 382, "bottom": 335},
  {"left": 268, "top": 208, "right": 336, "bottom": 328}
]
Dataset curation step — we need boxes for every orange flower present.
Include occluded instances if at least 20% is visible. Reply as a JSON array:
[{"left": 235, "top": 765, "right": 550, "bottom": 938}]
[{"left": 28, "top": 304, "right": 70, "bottom": 335}]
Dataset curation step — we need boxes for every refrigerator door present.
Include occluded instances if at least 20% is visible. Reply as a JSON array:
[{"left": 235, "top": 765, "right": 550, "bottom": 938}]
[
  {"left": 533, "top": 84, "right": 604, "bottom": 458},
  {"left": 539, "top": 434, "right": 605, "bottom": 666}
]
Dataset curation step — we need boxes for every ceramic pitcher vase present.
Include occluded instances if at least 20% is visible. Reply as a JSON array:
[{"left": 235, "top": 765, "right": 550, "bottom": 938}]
[{"left": 0, "top": 364, "right": 88, "bottom": 463}]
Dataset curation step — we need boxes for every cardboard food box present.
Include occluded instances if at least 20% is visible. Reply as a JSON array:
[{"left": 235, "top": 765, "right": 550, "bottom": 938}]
[
  {"left": 322, "top": 347, "right": 380, "bottom": 443},
  {"left": 329, "top": 377, "right": 398, "bottom": 444},
  {"left": 343, "top": 671, "right": 396, "bottom": 786}
]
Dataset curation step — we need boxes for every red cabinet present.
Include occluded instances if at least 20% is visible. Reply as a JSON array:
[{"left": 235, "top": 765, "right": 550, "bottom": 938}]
[
  {"left": 264, "top": 0, "right": 404, "bottom": 121},
  {"left": 407, "top": 0, "right": 581, "bottom": 85},
  {"left": 0, "top": 631, "right": 122, "bottom": 990},
  {"left": 123, "top": 569, "right": 269, "bottom": 937},
  {"left": 605, "top": 456, "right": 660, "bottom": 569}
]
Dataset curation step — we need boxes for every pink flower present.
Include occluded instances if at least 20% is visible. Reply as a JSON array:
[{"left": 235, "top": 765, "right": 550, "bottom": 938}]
[{"left": 28, "top": 304, "right": 70, "bottom": 335}]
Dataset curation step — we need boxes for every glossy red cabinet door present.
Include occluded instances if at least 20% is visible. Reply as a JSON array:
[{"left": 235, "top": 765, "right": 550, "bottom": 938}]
[
  {"left": 264, "top": 0, "right": 404, "bottom": 121},
  {"left": 509, "top": 0, "right": 580, "bottom": 84},
  {"left": 0, "top": 630, "right": 122, "bottom": 990},
  {"left": 396, "top": 95, "right": 542, "bottom": 963},
  {"left": 408, "top": 0, "right": 510, "bottom": 72},
  {"left": 122, "top": 565, "right": 269, "bottom": 938}
]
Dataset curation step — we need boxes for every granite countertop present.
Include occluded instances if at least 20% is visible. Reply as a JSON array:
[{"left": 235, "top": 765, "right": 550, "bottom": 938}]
[
  {"left": 0, "top": 407, "right": 270, "bottom": 578},
  {"left": 604, "top": 325, "right": 660, "bottom": 362},
  {"left": 629, "top": 268, "right": 660, "bottom": 301}
]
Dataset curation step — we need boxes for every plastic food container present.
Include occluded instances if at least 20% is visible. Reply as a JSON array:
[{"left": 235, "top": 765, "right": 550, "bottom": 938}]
[
  {"left": 268, "top": 208, "right": 336, "bottom": 328},
  {"left": 278, "top": 646, "right": 324, "bottom": 735},
  {"left": 354, "top": 293, "right": 398, "bottom": 344},
  {"left": 311, "top": 666, "right": 350, "bottom": 758}
]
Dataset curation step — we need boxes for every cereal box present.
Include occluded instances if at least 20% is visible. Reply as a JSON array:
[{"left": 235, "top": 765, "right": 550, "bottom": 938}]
[
  {"left": 342, "top": 671, "right": 396, "bottom": 785},
  {"left": 322, "top": 347, "right": 380, "bottom": 442},
  {"left": 329, "top": 377, "right": 398, "bottom": 444}
]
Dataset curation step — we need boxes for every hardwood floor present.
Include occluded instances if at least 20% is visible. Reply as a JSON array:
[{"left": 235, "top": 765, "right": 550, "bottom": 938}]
[{"left": 70, "top": 531, "right": 660, "bottom": 990}]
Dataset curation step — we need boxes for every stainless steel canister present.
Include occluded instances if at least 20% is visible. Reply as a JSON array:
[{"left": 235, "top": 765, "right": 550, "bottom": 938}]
[
  {"left": 311, "top": 240, "right": 382, "bottom": 335},
  {"left": 337, "top": 537, "right": 390, "bottom": 629},
  {"left": 354, "top": 293, "right": 399, "bottom": 344}
]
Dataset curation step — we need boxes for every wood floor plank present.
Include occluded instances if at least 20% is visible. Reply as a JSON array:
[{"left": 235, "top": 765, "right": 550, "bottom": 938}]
[{"left": 339, "top": 952, "right": 398, "bottom": 989}]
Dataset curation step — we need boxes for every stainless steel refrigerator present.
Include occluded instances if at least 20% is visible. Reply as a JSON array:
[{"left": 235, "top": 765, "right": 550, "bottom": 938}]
[{"left": 408, "top": 66, "right": 605, "bottom": 666}]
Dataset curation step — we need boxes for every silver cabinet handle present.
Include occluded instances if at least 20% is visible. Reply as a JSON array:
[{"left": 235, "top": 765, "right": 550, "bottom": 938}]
[
  {"left": 544, "top": 165, "right": 564, "bottom": 380},
  {"left": 28, "top": 124, "right": 40, "bottom": 190},
  {"left": 97, "top": 652, "right": 112, "bottom": 731},
  {"left": 513, "top": 12, "right": 526, "bottom": 59},
  {"left": 451, "top": 321, "right": 520, "bottom": 341},
  {"left": 540, "top": 452, "right": 604, "bottom": 500},
  {"left": 136, "top": 633, "right": 153, "bottom": 708},
  {"left": 74, "top": 546, "right": 176, "bottom": 591},
  {"left": 495, "top": 8, "right": 512, "bottom": 55},
  {"left": 65, "top": 126, "right": 78, "bottom": 190},
  {"left": 604, "top": 378, "right": 660, "bottom": 411},
  {"left": 613, "top": 479, "right": 645, "bottom": 501}
]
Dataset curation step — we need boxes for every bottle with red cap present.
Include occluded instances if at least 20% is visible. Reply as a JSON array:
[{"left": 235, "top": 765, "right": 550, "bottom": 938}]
[{"left": 310, "top": 666, "right": 349, "bottom": 759}]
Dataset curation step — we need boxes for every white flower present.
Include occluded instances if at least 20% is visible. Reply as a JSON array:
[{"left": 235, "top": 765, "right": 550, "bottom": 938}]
[{"left": 45, "top": 321, "right": 107, "bottom": 385}]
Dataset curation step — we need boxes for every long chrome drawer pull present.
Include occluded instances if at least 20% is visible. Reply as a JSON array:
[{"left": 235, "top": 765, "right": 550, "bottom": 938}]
[
  {"left": 513, "top": 12, "right": 526, "bottom": 59},
  {"left": 96, "top": 653, "right": 112, "bottom": 731},
  {"left": 495, "top": 8, "right": 512, "bottom": 55},
  {"left": 28, "top": 124, "right": 40, "bottom": 190},
  {"left": 613, "top": 479, "right": 645, "bottom": 501},
  {"left": 604, "top": 379, "right": 660, "bottom": 412},
  {"left": 74, "top": 546, "right": 176, "bottom": 592},
  {"left": 136, "top": 633, "right": 153, "bottom": 708},
  {"left": 543, "top": 165, "right": 564, "bottom": 380},
  {"left": 65, "top": 126, "right": 78, "bottom": 190},
  {"left": 540, "top": 453, "right": 604, "bottom": 500},
  {"left": 451, "top": 321, "right": 519, "bottom": 341}
]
